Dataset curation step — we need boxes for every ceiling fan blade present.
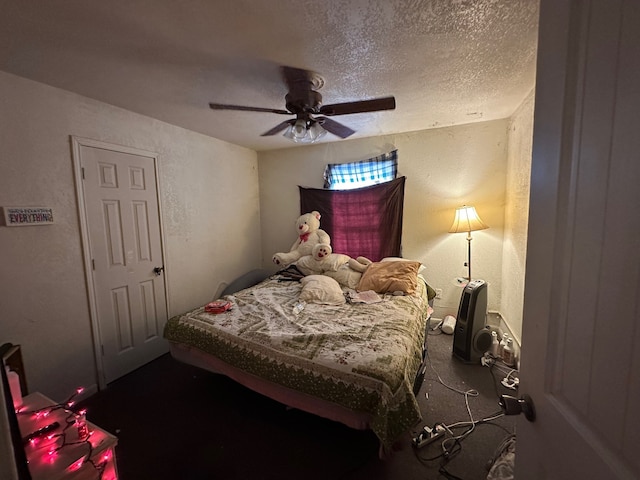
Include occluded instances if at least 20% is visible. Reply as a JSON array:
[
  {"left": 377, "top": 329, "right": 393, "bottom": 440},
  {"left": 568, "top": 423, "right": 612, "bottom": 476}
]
[
  {"left": 319, "top": 96, "right": 396, "bottom": 116},
  {"left": 261, "top": 120, "right": 294, "bottom": 137},
  {"left": 209, "top": 103, "right": 290, "bottom": 115},
  {"left": 317, "top": 117, "right": 356, "bottom": 139},
  {"left": 281, "top": 66, "right": 324, "bottom": 91}
]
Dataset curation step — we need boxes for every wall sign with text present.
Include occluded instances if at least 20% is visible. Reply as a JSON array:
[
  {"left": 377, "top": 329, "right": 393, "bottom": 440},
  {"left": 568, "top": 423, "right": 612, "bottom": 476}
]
[{"left": 1, "top": 207, "right": 55, "bottom": 226}]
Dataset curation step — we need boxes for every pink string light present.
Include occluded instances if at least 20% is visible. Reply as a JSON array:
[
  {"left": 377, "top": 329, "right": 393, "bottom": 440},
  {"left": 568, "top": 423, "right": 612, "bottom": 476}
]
[
  {"left": 68, "top": 457, "right": 85, "bottom": 472},
  {"left": 17, "top": 386, "right": 118, "bottom": 479}
]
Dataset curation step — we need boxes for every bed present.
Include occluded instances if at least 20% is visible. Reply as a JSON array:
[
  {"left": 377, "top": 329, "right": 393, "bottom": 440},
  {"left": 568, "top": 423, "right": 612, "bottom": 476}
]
[{"left": 163, "top": 261, "right": 434, "bottom": 453}]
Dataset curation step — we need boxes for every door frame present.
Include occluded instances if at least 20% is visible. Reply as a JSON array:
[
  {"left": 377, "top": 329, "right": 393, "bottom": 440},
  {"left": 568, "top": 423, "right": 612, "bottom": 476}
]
[{"left": 71, "top": 136, "right": 170, "bottom": 390}]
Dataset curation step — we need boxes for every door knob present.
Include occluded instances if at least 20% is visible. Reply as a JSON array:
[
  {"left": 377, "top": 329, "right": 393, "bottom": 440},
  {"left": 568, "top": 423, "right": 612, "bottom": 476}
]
[{"left": 153, "top": 266, "right": 164, "bottom": 276}]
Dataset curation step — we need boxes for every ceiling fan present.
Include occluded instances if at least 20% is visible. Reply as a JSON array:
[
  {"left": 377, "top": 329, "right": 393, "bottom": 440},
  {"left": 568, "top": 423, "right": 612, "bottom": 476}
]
[{"left": 209, "top": 66, "right": 396, "bottom": 143}]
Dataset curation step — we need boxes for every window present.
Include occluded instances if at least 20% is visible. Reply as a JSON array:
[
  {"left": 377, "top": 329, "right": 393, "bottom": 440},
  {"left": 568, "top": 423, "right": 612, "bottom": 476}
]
[{"left": 323, "top": 150, "right": 398, "bottom": 189}]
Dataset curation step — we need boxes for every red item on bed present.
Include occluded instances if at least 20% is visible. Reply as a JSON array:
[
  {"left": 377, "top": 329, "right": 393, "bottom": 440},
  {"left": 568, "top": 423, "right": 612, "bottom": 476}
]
[{"left": 205, "top": 300, "right": 232, "bottom": 314}]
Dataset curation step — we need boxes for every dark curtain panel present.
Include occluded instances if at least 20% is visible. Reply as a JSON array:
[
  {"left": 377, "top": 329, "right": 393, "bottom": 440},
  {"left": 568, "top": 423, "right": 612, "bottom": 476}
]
[{"left": 299, "top": 176, "right": 405, "bottom": 261}]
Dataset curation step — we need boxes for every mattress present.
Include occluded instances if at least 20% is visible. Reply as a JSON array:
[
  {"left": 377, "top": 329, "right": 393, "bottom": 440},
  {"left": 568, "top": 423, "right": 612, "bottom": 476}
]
[{"left": 164, "top": 275, "right": 432, "bottom": 450}]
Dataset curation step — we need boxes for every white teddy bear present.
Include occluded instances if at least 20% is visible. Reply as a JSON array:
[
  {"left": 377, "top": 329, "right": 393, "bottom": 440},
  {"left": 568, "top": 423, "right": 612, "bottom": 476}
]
[
  {"left": 272, "top": 211, "right": 331, "bottom": 267},
  {"left": 296, "top": 243, "right": 372, "bottom": 288}
]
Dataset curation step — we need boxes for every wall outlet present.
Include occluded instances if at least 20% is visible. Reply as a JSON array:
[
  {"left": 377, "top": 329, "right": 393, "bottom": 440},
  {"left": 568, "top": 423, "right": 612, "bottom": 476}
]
[
  {"left": 486, "top": 311, "right": 502, "bottom": 327},
  {"left": 435, "top": 288, "right": 443, "bottom": 299}
]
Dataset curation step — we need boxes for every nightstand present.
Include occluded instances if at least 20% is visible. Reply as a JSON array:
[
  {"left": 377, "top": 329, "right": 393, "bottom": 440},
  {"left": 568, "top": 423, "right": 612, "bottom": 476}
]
[{"left": 17, "top": 392, "right": 118, "bottom": 480}]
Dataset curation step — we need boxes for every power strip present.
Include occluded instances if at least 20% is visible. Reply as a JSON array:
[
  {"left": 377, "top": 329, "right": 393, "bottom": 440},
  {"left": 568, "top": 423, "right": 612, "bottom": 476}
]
[{"left": 412, "top": 424, "right": 446, "bottom": 448}]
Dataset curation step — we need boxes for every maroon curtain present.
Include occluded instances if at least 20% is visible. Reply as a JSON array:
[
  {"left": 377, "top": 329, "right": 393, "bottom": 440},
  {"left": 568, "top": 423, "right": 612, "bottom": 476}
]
[{"left": 299, "top": 177, "right": 405, "bottom": 261}]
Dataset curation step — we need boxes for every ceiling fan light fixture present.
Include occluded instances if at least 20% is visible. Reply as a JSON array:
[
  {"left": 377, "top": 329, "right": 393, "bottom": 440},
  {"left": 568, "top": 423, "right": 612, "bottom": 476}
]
[
  {"left": 283, "top": 119, "right": 327, "bottom": 144},
  {"left": 307, "top": 121, "right": 327, "bottom": 142},
  {"left": 210, "top": 67, "right": 395, "bottom": 144},
  {"left": 292, "top": 119, "right": 307, "bottom": 139}
]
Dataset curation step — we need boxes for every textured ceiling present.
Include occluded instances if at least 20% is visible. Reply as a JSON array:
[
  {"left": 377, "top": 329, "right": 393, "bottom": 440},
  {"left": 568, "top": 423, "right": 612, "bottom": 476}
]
[{"left": 0, "top": 0, "right": 539, "bottom": 151}]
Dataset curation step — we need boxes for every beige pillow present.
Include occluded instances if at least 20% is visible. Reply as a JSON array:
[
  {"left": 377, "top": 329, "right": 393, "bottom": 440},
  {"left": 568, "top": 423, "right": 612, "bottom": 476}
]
[
  {"left": 299, "top": 275, "right": 346, "bottom": 305},
  {"left": 356, "top": 260, "right": 420, "bottom": 294},
  {"left": 380, "top": 256, "right": 426, "bottom": 273}
]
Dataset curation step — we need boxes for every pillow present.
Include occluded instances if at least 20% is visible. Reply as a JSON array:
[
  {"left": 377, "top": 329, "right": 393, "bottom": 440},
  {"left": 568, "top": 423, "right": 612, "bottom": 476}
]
[
  {"left": 380, "top": 256, "right": 426, "bottom": 273},
  {"left": 356, "top": 260, "right": 420, "bottom": 295},
  {"left": 299, "top": 275, "right": 346, "bottom": 305}
]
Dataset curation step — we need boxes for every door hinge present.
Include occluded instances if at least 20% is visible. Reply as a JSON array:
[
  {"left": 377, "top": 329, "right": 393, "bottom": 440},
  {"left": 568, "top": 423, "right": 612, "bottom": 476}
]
[
  {"left": 92, "top": 259, "right": 95, "bottom": 270},
  {"left": 101, "top": 345, "right": 105, "bottom": 356},
  {"left": 81, "top": 167, "right": 85, "bottom": 180}
]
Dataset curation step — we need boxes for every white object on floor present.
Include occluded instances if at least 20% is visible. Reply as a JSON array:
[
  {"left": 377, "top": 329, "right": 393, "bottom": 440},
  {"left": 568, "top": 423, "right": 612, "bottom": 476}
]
[{"left": 442, "top": 315, "right": 456, "bottom": 334}]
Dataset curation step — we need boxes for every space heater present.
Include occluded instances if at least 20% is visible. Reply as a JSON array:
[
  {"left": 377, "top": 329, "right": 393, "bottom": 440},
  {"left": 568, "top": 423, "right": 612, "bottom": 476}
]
[{"left": 452, "top": 279, "right": 492, "bottom": 363}]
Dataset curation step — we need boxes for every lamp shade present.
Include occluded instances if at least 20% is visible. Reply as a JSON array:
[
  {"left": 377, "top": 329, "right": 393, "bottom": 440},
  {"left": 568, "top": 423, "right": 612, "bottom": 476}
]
[{"left": 449, "top": 205, "right": 488, "bottom": 233}]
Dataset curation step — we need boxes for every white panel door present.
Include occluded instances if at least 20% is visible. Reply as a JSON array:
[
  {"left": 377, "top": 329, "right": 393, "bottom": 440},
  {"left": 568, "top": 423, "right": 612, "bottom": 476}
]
[
  {"left": 516, "top": 1, "right": 639, "bottom": 478},
  {"left": 79, "top": 141, "right": 168, "bottom": 384}
]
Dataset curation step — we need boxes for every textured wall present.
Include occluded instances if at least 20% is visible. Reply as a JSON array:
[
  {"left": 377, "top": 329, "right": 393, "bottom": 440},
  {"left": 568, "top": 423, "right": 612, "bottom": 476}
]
[
  {"left": 258, "top": 119, "right": 509, "bottom": 317},
  {"left": 0, "top": 71, "right": 259, "bottom": 400},
  {"left": 501, "top": 89, "right": 535, "bottom": 343}
]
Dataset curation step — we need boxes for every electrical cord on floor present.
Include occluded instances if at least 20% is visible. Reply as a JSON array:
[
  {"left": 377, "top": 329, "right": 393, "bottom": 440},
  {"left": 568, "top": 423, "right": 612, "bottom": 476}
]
[
  {"left": 442, "top": 411, "right": 506, "bottom": 453},
  {"left": 413, "top": 332, "right": 517, "bottom": 478},
  {"left": 413, "top": 414, "right": 512, "bottom": 480},
  {"left": 427, "top": 316, "right": 444, "bottom": 335},
  {"left": 483, "top": 354, "right": 519, "bottom": 400},
  {"left": 439, "top": 462, "right": 466, "bottom": 480}
]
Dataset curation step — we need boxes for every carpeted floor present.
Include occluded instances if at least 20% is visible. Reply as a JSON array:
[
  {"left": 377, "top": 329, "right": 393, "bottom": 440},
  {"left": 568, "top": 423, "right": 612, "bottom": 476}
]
[{"left": 78, "top": 327, "right": 517, "bottom": 480}]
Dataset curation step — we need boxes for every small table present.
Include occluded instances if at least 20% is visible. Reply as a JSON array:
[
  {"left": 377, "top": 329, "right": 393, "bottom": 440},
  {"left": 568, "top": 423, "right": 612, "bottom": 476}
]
[{"left": 16, "top": 392, "right": 118, "bottom": 480}]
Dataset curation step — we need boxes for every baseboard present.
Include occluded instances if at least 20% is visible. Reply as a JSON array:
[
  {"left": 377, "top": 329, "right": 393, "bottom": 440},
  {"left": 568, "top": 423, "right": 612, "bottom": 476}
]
[
  {"left": 431, "top": 306, "right": 458, "bottom": 320},
  {"left": 487, "top": 311, "right": 519, "bottom": 344},
  {"left": 487, "top": 310, "right": 522, "bottom": 370}
]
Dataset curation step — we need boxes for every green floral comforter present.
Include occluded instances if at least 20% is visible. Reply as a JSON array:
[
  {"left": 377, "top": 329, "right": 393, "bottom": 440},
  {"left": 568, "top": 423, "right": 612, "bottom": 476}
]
[{"left": 163, "top": 277, "right": 430, "bottom": 448}]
